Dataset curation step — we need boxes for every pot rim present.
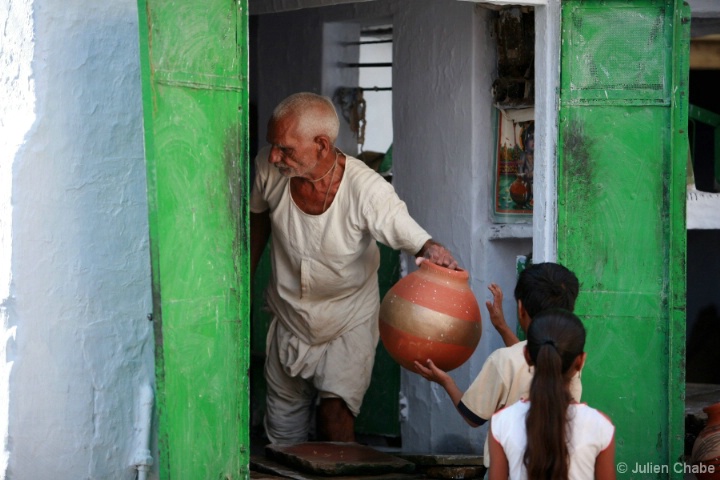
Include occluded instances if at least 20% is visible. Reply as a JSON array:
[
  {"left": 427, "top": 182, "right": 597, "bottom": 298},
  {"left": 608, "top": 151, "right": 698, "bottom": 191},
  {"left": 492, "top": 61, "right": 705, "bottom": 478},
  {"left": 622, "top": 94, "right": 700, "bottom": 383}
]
[
  {"left": 703, "top": 401, "right": 720, "bottom": 417},
  {"left": 420, "top": 259, "right": 469, "bottom": 280}
]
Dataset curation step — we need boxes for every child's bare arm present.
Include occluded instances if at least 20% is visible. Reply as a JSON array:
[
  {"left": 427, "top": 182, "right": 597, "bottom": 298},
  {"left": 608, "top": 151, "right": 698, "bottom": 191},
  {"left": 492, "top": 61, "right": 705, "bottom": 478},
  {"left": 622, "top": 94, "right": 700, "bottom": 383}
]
[
  {"left": 414, "top": 359, "right": 480, "bottom": 427},
  {"left": 594, "top": 435, "right": 616, "bottom": 480},
  {"left": 488, "top": 423, "right": 510, "bottom": 480}
]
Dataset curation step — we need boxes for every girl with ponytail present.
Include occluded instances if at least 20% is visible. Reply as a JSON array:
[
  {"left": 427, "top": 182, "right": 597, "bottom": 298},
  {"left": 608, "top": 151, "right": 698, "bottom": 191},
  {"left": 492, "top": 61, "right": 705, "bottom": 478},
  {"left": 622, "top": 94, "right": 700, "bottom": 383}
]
[{"left": 488, "top": 310, "right": 616, "bottom": 480}]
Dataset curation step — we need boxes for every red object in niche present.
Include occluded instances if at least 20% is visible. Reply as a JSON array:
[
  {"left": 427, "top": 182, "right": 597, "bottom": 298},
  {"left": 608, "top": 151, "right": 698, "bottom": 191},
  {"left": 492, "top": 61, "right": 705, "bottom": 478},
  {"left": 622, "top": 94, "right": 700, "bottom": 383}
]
[
  {"left": 692, "top": 402, "right": 720, "bottom": 480},
  {"left": 509, "top": 177, "right": 529, "bottom": 206},
  {"left": 379, "top": 261, "right": 482, "bottom": 372}
]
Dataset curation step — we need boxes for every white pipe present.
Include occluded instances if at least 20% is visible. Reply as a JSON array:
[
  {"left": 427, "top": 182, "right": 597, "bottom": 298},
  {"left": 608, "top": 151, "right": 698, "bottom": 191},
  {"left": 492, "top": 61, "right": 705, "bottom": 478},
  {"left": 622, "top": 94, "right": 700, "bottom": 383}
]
[{"left": 132, "top": 384, "right": 154, "bottom": 480}]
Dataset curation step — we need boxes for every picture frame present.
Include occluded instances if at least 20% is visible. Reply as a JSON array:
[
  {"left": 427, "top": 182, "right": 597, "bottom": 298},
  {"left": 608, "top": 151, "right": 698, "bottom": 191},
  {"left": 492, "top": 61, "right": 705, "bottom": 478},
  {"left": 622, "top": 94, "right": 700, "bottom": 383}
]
[{"left": 492, "top": 107, "right": 534, "bottom": 223}]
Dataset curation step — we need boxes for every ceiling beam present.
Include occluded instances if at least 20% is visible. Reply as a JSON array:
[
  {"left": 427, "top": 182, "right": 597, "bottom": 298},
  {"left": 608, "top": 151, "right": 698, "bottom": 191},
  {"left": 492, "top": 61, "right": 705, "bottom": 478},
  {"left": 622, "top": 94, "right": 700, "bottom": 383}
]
[{"left": 249, "top": 0, "right": 375, "bottom": 15}]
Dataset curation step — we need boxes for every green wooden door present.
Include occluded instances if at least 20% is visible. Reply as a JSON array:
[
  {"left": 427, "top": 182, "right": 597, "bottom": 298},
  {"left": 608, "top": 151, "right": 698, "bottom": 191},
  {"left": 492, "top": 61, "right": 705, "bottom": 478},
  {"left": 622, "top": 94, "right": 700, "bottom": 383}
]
[
  {"left": 137, "top": 1, "right": 250, "bottom": 478},
  {"left": 557, "top": 1, "right": 688, "bottom": 477}
]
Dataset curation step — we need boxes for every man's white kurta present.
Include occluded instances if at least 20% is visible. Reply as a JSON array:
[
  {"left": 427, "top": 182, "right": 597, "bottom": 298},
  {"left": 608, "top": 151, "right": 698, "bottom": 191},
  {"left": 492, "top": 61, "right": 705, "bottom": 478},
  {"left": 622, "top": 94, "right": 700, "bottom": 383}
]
[{"left": 251, "top": 147, "right": 431, "bottom": 347}]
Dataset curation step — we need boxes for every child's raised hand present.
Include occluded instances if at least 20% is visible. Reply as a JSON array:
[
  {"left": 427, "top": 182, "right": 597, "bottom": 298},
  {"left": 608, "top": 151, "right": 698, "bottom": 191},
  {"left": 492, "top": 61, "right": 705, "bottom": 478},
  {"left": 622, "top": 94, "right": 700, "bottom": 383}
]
[
  {"left": 413, "top": 359, "right": 451, "bottom": 386},
  {"left": 485, "top": 283, "right": 508, "bottom": 331},
  {"left": 486, "top": 283, "right": 520, "bottom": 346}
]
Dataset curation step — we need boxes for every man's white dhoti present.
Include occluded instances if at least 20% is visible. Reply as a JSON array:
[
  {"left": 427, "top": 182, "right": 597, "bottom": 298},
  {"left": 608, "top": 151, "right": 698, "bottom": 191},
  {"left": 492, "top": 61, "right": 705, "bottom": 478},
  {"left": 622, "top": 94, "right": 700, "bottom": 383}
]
[{"left": 264, "top": 315, "right": 379, "bottom": 444}]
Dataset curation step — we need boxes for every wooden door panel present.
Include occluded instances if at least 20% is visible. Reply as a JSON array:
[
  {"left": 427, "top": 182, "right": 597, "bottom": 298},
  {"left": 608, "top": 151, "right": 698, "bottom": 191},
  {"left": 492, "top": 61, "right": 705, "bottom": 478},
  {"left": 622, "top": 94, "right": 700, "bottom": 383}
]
[
  {"left": 558, "top": 1, "right": 688, "bottom": 474},
  {"left": 138, "top": 1, "right": 250, "bottom": 478}
]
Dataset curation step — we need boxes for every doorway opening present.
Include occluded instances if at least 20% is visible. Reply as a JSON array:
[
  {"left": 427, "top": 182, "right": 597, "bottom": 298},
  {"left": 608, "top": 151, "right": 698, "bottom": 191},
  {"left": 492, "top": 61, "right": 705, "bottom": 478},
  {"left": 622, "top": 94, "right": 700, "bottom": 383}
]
[
  {"left": 358, "top": 24, "right": 393, "bottom": 155},
  {"left": 248, "top": 16, "right": 403, "bottom": 450}
]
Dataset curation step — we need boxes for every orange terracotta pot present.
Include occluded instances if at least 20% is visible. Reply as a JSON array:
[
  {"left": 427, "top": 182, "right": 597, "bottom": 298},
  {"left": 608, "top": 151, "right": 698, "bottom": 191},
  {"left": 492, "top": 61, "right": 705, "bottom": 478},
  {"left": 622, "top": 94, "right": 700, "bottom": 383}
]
[
  {"left": 379, "top": 261, "right": 482, "bottom": 372},
  {"left": 692, "top": 402, "right": 720, "bottom": 480}
]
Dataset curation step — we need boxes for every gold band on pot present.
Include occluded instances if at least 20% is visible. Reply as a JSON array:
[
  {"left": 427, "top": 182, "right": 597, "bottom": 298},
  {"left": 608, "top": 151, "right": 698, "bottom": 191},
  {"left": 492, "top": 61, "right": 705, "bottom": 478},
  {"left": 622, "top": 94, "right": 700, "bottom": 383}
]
[{"left": 380, "top": 293, "right": 481, "bottom": 348}]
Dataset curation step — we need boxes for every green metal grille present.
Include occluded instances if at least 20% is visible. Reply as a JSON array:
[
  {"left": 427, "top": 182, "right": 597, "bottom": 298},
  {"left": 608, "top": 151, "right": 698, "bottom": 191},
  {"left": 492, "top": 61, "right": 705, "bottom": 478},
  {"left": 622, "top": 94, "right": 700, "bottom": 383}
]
[{"left": 563, "top": 5, "right": 671, "bottom": 105}]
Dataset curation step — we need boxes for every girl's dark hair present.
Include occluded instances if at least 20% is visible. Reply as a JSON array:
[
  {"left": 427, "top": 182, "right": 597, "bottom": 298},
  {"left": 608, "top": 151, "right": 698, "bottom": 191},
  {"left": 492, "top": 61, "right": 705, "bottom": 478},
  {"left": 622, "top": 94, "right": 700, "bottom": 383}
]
[{"left": 524, "top": 309, "right": 586, "bottom": 480}]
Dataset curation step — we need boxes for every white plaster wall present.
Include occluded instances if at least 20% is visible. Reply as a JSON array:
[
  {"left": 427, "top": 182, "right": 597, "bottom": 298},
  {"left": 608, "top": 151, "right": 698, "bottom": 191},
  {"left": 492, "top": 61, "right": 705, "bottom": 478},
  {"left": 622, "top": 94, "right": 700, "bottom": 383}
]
[
  {"left": 1, "top": 0, "right": 155, "bottom": 478},
  {"left": 392, "top": 1, "right": 532, "bottom": 453},
  {"left": 2, "top": 0, "right": 37, "bottom": 474},
  {"left": 253, "top": 0, "right": 533, "bottom": 453},
  {"left": 392, "top": 1, "right": 487, "bottom": 453}
]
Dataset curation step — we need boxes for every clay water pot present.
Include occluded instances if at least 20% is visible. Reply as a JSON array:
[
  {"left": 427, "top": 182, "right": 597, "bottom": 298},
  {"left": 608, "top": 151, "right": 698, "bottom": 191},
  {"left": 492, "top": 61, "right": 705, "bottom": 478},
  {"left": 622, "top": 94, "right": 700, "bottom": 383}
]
[
  {"left": 379, "top": 261, "right": 482, "bottom": 372},
  {"left": 692, "top": 402, "right": 720, "bottom": 480}
]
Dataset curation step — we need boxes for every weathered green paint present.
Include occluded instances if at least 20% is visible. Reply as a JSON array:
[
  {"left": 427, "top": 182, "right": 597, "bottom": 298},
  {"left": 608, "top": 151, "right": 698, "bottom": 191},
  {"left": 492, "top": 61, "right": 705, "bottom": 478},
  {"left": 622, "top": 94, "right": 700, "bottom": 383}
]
[
  {"left": 558, "top": 1, "right": 688, "bottom": 477},
  {"left": 137, "top": 1, "right": 250, "bottom": 478}
]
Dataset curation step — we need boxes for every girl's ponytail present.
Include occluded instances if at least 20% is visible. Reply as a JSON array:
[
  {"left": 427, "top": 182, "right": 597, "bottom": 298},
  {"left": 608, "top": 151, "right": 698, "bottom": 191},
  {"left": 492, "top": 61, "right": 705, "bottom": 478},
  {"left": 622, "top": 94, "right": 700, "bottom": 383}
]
[{"left": 523, "top": 310, "right": 586, "bottom": 480}]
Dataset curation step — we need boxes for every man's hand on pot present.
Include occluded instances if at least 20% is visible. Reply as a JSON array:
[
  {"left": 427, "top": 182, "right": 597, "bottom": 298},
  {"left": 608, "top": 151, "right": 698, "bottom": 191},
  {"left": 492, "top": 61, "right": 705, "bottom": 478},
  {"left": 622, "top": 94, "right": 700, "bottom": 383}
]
[{"left": 416, "top": 240, "right": 458, "bottom": 270}]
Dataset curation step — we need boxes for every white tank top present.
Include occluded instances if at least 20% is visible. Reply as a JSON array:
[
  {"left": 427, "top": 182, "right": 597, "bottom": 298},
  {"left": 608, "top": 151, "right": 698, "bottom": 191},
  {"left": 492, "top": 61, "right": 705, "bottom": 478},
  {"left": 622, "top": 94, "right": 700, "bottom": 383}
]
[{"left": 491, "top": 400, "right": 614, "bottom": 480}]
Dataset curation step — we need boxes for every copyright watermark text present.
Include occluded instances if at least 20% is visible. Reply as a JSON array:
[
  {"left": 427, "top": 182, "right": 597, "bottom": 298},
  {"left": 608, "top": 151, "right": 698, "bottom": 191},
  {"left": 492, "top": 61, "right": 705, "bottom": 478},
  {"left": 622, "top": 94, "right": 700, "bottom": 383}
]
[{"left": 616, "top": 461, "right": 715, "bottom": 475}]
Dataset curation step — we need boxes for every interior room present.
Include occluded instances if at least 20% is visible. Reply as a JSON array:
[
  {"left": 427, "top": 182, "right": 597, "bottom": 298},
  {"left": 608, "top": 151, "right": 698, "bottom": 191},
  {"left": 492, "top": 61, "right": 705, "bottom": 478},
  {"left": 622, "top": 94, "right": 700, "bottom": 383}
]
[
  {"left": 248, "top": 0, "right": 535, "bottom": 459},
  {"left": 248, "top": 0, "right": 720, "bottom": 476}
]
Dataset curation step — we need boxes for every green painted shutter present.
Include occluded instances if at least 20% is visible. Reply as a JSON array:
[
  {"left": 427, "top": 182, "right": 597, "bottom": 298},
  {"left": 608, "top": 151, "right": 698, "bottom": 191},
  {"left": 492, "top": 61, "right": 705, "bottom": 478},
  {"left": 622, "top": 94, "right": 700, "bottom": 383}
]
[
  {"left": 357, "top": 243, "right": 401, "bottom": 437},
  {"left": 558, "top": 1, "right": 688, "bottom": 476},
  {"left": 137, "top": 1, "right": 250, "bottom": 478}
]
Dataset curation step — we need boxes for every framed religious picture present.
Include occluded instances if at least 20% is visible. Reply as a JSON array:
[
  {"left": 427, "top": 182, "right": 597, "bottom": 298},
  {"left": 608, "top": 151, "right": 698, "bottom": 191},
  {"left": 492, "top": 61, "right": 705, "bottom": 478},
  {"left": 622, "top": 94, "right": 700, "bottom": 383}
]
[{"left": 492, "top": 107, "right": 534, "bottom": 223}]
